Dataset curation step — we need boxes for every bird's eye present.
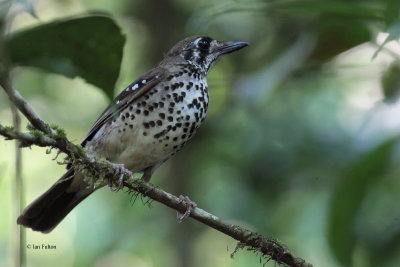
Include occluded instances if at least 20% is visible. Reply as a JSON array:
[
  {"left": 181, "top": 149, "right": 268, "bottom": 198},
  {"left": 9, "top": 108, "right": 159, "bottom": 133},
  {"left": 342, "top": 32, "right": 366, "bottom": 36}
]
[{"left": 198, "top": 39, "right": 210, "bottom": 50}]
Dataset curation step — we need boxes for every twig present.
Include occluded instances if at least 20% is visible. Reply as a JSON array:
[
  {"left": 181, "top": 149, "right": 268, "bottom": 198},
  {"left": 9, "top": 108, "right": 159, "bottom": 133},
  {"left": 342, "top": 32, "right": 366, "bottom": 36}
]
[
  {"left": 10, "top": 104, "right": 26, "bottom": 267},
  {"left": 0, "top": 82, "right": 312, "bottom": 267}
]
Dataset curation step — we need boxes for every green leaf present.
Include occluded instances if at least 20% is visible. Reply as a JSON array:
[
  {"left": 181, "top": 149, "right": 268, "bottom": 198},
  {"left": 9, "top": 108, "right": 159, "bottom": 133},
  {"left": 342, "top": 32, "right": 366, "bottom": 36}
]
[
  {"left": 373, "top": 21, "right": 400, "bottom": 59},
  {"left": 383, "top": 0, "right": 400, "bottom": 27},
  {"left": 381, "top": 61, "right": 400, "bottom": 103},
  {"left": 4, "top": 13, "right": 125, "bottom": 100},
  {"left": 327, "top": 138, "right": 397, "bottom": 265}
]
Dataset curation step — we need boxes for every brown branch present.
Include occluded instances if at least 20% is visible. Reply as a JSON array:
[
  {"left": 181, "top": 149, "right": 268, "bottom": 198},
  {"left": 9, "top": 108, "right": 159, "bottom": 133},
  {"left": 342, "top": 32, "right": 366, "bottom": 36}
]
[{"left": 0, "top": 81, "right": 312, "bottom": 267}]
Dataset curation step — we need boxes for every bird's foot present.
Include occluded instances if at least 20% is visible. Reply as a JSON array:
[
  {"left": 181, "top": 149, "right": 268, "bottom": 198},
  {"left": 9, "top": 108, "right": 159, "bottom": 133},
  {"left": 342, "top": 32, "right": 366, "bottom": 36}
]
[
  {"left": 176, "top": 195, "right": 197, "bottom": 222},
  {"left": 108, "top": 163, "right": 133, "bottom": 191}
]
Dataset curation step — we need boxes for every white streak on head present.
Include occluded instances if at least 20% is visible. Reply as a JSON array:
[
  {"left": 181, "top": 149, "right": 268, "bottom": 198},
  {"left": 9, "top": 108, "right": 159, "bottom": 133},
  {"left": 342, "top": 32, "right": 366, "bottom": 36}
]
[
  {"left": 132, "top": 84, "right": 139, "bottom": 90},
  {"left": 142, "top": 79, "right": 146, "bottom": 84}
]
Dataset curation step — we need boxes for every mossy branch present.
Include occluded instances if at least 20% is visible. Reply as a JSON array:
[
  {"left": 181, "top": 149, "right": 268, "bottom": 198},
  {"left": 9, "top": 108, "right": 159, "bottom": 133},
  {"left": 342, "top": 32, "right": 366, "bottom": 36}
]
[{"left": 0, "top": 80, "right": 312, "bottom": 267}]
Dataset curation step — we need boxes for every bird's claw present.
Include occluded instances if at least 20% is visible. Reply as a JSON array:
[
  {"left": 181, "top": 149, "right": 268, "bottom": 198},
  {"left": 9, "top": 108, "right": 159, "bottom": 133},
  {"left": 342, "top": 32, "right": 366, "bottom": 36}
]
[
  {"left": 176, "top": 195, "right": 197, "bottom": 222},
  {"left": 108, "top": 163, "right": 132, "bottom": 192}
]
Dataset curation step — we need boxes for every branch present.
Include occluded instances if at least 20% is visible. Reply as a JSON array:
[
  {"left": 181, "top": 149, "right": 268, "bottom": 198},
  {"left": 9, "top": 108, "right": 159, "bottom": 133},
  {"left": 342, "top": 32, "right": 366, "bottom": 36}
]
[{"left": 0, "top": 82, "right": 312, "bottom": 267}]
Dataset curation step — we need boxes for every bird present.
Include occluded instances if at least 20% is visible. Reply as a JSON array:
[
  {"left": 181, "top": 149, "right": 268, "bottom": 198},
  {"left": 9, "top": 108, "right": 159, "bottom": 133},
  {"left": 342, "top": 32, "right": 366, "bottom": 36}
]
[{"left": 17, "top": 35, "right": 248, "bottom": 233}]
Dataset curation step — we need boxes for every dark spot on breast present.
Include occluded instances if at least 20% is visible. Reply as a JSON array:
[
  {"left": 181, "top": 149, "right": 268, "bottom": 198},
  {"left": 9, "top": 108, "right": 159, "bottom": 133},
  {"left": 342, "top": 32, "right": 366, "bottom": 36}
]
[
  {"left": 159, "top": 102, "right": 164, "bottom": 108},
  {"left": 136, "top": 109, "right": 141, "bottom": 114},
  {"left": 143, "top": 132, "right": 147, "bottom": 136},
  {"left": 173, "top": 137, "right": 178, "bottom": 141},
  {"left": 159, "top": 113, "right": 165, "bottom": 119},
  {"left": 157, "top": 120, "right": 162, "bottom": 126},
  {"left": 164, "top": 86, "right": 170, "bottom": 90},
  {"left": 149, "top": 121, "right": 155, "bottom": 127},
  {"left": 143, "top": 122, "right": 149, "bottom": 129},
  {"left": 130, "top": 114, "right": 135, "bottom": 120},
  {"left": 167, "top": 116, "right": 173, "bottom": 122},
  {"left": 144, "top": 110, "right": 149, "bottom": 116},
  {"left": 168, "top": 108, "right": 174, "bottom": 114},
  {"left": 129, "top": 124, "right": 133, "bottom": 129}
]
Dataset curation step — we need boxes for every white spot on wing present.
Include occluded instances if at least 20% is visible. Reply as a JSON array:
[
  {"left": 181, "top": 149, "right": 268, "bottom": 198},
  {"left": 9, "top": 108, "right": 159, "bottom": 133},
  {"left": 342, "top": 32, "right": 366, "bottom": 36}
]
[
  {"left": 116, "top": 100, "right": 120, "bottom": 104},
  {"left": 142, "top": 79, "right": 146, "bottom": 84},
  {"left": 132, "top": 84, "right": 139, "bottom": 90}
]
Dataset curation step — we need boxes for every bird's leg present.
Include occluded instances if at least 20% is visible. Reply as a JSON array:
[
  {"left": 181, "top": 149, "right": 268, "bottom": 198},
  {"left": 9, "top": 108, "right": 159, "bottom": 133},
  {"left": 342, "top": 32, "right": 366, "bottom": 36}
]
[
  {"left": 107, "top": 162, "right": 133, "bottom": 191},
  {"left": 141, "top": 166, "right": 154, "bottom": 182},
  {"left": 176, "top": 195, "right": 197, "bottom": 222}
]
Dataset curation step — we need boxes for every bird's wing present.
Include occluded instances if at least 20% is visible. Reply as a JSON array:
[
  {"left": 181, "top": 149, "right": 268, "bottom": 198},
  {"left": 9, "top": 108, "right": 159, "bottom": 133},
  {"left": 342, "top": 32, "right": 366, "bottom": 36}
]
[{"left": 81, "top": 69, "right": 164, "bottom": 146}]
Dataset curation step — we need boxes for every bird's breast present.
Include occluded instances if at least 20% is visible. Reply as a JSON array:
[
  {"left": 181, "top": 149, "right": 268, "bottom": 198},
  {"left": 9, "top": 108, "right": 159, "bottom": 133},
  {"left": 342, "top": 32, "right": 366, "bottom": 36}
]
[{"left": 87, "top": 70, "right": 209, "bottom": 173}]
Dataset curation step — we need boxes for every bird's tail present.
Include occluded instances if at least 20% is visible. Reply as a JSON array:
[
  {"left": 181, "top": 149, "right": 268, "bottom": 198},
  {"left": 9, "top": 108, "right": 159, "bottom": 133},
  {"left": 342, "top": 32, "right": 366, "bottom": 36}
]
[{"left": 17, "top": 169, "right": 94, "bottom": 233}]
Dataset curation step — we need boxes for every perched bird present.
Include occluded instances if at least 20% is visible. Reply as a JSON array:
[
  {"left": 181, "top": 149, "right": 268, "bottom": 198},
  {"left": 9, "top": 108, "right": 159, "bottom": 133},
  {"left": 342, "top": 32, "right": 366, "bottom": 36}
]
[{"left": 17, "top": 35, "right": 248, "bottom": 233}]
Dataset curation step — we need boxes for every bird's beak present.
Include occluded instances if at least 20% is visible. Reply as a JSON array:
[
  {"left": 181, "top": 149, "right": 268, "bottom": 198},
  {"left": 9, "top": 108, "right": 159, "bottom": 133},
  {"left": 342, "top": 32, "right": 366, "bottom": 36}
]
[{"left": 217, "top": 41, "right": 249, "bottom": 55}]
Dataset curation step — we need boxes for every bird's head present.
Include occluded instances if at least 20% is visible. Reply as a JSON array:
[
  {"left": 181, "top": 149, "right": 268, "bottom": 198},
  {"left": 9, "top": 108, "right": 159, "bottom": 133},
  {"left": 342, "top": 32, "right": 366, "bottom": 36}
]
[{"left": 162, "top": 36, "right": 248, "bottom": 75}]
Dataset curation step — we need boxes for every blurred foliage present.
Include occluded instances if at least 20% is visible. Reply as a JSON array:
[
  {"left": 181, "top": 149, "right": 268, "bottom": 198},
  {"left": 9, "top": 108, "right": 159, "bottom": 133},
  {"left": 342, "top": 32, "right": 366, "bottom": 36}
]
[
  {"left": 381, "top": 61, "right": 400, "bottom": 102},
  {"left": 1, "top": 0, "right": 400, "bottom": 267},
  {"left": 3, "top": 14, "right": 125, "bottom": 100},
  {"left": 328, "top": 138, "right": 398, "bottom": 265}
]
